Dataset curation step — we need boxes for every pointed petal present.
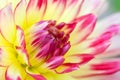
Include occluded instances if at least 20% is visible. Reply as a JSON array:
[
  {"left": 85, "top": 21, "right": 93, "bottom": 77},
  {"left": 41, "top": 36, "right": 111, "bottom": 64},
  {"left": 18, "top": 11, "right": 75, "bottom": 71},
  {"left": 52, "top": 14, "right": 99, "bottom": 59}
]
[
  {"left": 58, "top": 0, "right": 84, "bottom": 22},
  {"left": 67, "top": 25, "right": 120, "bottom": 56},
  {"left": 90, "top": 59, "right": 120, "bottom": 76},
  {"left": 89, "top": 25, "right": 120, "bottom": 55},
  {"left": 60, "top": 42, "right": 71, "bottom": 56},
  {"left": 14, "top": 0, "right": 27, "bottom": 29},
  {"left": 65, "top": 54, "right": 94, "bottom": 64},
  {"left": 72, "top": 59, "right": 120, "bottom": 78},
  {"left": 45, "top": 56, "right": 64, "bottom": 69},
  {"left": 55, "top": 63, "right": 79, "bottom": 74},
  {"left": 27, "top": 0, "right": 47, "bottom": 26},
  {"left": 70, "top": 14, "right": 97, "bottom": 44},
  {"left": 0, "top": 4, "right": 16, "bottom": 43},
  {"left": 100, "top": 36, "right": 120, "bottom": 58},
  {"left": 43, "top": 0, "right": 66, "bottom": 20}
]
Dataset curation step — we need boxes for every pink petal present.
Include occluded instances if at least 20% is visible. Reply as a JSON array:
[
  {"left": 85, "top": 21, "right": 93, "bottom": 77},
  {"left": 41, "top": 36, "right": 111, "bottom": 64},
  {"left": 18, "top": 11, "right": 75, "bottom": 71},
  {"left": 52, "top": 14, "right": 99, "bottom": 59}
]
[
  {"left": 65, "top": 23, "right": 77, "bottom": 34},
  {"left": 60, "top": 42, "right": 71, "bottom": 56},
  {"left": 27, "top": 0, "right": 47, "bottom": 26},
  {"left": 28, "top": 74, "right": 46, "bottom": 80},
  {"left": 5, "top": 66, "right": 22, "bottom": 80},
  {"left": 46, "top": 56, "right": 64, "bottom": 69},
  {"left": 15, "top": 26, "right": 29, "bottom": 65},
  {"left": 15, "top": 26, "right": 26, "bottom": 49},
  {"left": 103, "top": 25, "right": 120, "bottom": 36},
  {"left": 0, "top": 4, "right": 16, "bottom": 43},
  {"left": 15, "top": 47, "right": 30, "bottom": 65},
  {"left": 35, "top": 39, "right": 53, "bottom": 58},
  {"left": 90, "top": 60, "right": 120, "bottom": 76},
  {"left": 89, "top": 25, "right": 120, "bottom": 55},
  {"left": 65, "top": 54, "right": 94, "bottom": 64},
  {"left": 101, "top": 36, "right": 120, "bottom": 57},
  {"left": 55, "top": 63, "right": 79, "bottom": 74},
  {"left": 56, "top": 22, "right": 77, "bottom": 35},
  {"left": 70, "top": 14, "right": 97, "bottom": 44},
  {"left": 26, "top": 67, "right": 46, "bottom": 80}
]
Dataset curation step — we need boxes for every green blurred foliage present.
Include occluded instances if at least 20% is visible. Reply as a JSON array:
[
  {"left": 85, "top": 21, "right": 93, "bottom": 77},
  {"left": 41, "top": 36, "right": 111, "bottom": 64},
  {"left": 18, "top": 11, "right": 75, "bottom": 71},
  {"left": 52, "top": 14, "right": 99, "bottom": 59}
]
[{"left": 109, "top": 0, "right": 120, "bottom": 12}]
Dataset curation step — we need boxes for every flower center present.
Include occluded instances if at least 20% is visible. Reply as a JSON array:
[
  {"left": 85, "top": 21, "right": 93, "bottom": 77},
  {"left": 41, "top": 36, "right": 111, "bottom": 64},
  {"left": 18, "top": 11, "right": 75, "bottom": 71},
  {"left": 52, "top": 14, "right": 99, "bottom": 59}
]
[{"left": 27, "top": 20, "right": 71, "bottom": 63}]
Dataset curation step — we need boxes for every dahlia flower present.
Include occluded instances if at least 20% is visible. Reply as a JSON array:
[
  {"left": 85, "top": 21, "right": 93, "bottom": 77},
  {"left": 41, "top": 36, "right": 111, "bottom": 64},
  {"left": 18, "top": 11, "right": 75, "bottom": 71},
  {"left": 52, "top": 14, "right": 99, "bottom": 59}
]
[{"left": 0, "top": 0, "right": 120, "bottom": 80}]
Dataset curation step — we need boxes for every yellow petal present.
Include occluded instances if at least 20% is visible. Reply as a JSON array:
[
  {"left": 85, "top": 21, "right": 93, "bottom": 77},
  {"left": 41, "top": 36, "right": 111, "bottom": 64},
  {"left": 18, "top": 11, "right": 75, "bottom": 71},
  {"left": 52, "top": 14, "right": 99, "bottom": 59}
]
[{"left": 14, "top": 0, "right": 27, "bottom": 29}]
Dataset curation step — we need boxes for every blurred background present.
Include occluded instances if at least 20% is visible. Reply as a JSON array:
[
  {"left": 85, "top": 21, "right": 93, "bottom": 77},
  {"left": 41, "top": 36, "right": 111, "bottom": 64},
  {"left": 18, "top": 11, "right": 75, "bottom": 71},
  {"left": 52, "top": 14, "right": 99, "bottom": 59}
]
[
  {"left": 109, "top": 0, "right": 120, "bottom": 12},
  {"left": 99, "top": 0, "right": 120, "bottom": 19}
]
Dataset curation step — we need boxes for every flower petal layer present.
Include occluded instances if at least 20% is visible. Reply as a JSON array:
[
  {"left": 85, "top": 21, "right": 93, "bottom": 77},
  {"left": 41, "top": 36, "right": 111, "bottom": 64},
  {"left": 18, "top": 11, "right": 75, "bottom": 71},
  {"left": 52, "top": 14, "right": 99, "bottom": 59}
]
[
  {"left": 55, "top": 63, "right": 79, "bottom": 74},
  {"left": 5, "top": 64, "right": 25, "bottom": 80},
  {"left": 14, "top": 0, "right": 27, "bottom": 29},
  {"left": 0, "top": 4, "right": 16, "bottom": 43},
  {"left": 70, "top": 14, "right": 97, "bottom": 44},
  {"left": 27, "top": 0, "right": 47, "bottom": 26}
]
